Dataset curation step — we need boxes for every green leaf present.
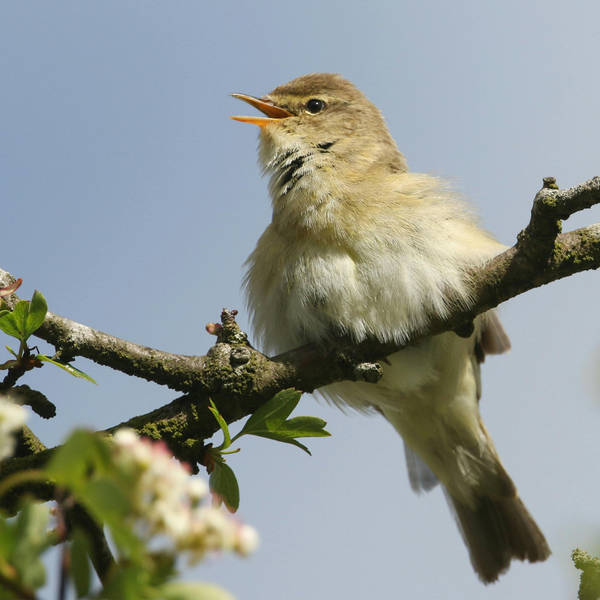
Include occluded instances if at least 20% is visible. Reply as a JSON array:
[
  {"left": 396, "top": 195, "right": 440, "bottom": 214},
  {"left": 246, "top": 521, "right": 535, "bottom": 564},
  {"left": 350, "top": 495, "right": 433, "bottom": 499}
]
[
  {"left": 46, "top": 430, "right": 95, "bottom": 485},
  {"left": 12, "top": 503, "right": 51, "bottom": 589},
  {"left": 209, "top": 462, "right": 240, "bottom": 512},
  {"left": 0, "top": 311, "right": 22, "bottom": 339},
  {"left": 236, "top": 390, "right": 330, "bottom": 455},
  {"left": 208, "top": 400, "right": 231, "bottom": 449},
  {"left": 5, "top": 345, "right": 17, "bottom": 358},
  {"left": 80, "top": 477, "right": 142, "bottom": 559},
  {"left": 0, "top": 513, "right": 18, "bottom": 559},
  {"left": 83, "top": 478, "right": 132, "bottom": 521},
  {"left": 11, "top": 301, "right": 30, "bottom": 340},
  {"left": 37, "top": 355, "right": 97, "bottom": 383},
  {"left": 46, "top": 430, "right": 144, "bottom": 559},
  {"left": 160, "top": 582, "right": 235, "bottom": 600},
  {"left": 24, "top": 290, "right": 47, "bottom": 338},
  {"left": 46, "top": 430, "right": 112, "bottom": 487},
  {"left": 279, "top": 416, "right": 331, "bottom": 437},
  {"left": 244, "top": 430, "right": 312, "bottom": 455},
  {"left": 239, "top": 389, "right": 301, "bottom": 435},
  {"left": 85, "top": 477, "right": 133, "bottom": 525},
  {"left": 97, "top": 563, "right": 149, "bottom": 600},
  {"left": 0, "top": 296, "right": 43, "bottom": 342},
  {"left": 71, "top": 529, "right": 91, "bottom": 598}
]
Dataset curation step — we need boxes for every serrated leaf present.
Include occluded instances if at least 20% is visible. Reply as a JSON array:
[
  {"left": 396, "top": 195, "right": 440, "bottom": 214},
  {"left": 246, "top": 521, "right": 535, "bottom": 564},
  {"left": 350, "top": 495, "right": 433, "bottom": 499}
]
[
  {"left": 209, "top": 462, "right": 240, "bottom": 512},
  {"left": 208, "top": 400, "right": 231, "bottom": 449},
  {"left": 240, "top": 389, "right": 301, "bottom": 435},
  {"left": 37, "top": 355, "right": 97, "bottom": 384},
  {"left": 160, "top": 582, "right": 235, "bottom": 600},
  {"left": 24, "top": 290, "right": 47, "bottom": 338},
  {"left": 279, "top": 416, "right": 331, "bottom": 437},
  {"left": 71, "top": 529, "right": 91, "bottom": 598}
]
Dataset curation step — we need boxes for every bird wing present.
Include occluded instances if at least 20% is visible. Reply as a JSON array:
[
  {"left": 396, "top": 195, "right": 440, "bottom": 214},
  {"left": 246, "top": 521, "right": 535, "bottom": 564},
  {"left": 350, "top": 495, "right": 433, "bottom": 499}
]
[{"left": 405, "top": 311, "right": 510, "bottom": 492}]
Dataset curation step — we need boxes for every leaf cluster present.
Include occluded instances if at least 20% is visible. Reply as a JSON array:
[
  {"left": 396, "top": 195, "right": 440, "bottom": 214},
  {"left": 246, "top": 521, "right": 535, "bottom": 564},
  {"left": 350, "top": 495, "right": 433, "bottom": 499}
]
[
  {"left": 0, "top": 285, "right": 95, "bottom": 383},
  {"left": 206, "top": 389, "right": 330, "bottom": 512}
]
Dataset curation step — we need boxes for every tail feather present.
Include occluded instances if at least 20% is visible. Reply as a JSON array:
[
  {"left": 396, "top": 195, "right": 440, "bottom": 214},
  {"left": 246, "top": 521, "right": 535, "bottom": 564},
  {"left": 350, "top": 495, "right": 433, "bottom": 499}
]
[{"left": 447, "top": 492, "right": 550, "bottom": 583}]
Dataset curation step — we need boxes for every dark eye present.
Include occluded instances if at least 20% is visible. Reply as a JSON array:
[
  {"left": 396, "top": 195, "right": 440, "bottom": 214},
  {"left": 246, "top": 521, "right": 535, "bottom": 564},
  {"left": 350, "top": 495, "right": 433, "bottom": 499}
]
[{"left": 305, "top": 98, "right": 325, "bottom": 114}]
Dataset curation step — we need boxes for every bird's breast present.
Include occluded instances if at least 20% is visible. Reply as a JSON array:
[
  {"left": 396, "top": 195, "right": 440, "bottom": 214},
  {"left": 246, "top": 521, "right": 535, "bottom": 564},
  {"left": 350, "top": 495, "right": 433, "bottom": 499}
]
[{"left": 248, "top": 239, "right": 364, "bottom": 350}]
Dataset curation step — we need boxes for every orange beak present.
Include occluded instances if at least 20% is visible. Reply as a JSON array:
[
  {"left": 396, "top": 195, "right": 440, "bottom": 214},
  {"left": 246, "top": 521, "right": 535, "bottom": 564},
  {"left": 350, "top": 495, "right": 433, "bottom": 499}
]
[{"left": 231, "top": 93, "right": 293, "bottom": 127}]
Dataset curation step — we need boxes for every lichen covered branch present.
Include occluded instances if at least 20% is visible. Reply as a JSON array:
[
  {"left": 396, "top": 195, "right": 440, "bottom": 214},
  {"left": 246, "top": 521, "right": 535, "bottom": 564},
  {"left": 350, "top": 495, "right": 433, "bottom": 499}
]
[
  {"left": 516, "top": 176, "right": 600, "bottom": 264},
  {"left": 0, "top": 176, "right": 598, "bottom": 462}
]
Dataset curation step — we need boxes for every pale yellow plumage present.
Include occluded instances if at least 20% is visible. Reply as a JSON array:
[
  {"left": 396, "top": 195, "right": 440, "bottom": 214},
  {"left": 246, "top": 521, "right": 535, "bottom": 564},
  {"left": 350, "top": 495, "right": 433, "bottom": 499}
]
[{"left": 234, "top": 73, "right": 550, "bottom": 583}]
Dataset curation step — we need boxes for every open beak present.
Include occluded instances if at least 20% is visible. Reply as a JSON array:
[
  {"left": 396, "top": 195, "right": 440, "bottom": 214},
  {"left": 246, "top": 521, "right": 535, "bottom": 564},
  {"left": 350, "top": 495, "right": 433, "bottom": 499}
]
[{"left": 231, "top": 93, "right": 293, "bottom": 127}]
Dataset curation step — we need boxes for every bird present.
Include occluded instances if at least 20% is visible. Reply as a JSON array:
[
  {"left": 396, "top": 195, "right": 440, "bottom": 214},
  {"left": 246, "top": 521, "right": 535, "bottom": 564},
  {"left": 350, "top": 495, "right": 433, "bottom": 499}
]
[{"left": 231, "top": 73, "right": 550, "bottom": 583}]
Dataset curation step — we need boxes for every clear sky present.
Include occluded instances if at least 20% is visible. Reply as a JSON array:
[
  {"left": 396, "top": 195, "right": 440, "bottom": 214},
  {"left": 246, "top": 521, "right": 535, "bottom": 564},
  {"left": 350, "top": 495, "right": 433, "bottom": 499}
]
[{"left": 2, "top": 1, "right": 600, "bottom": 598}]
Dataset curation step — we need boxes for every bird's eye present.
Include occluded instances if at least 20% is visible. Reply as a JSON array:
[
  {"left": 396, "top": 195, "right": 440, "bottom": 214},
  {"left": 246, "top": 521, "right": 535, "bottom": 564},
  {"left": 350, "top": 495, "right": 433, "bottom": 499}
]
[{"left": 305, "top": 99, "right": 325, "bottom": 114}]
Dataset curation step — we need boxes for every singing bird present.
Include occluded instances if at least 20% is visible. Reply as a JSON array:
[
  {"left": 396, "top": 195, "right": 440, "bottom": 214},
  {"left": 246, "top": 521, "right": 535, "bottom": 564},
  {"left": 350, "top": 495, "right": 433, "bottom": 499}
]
[{"left": 232, "top": 73, "right": 550, "bottom": 583}]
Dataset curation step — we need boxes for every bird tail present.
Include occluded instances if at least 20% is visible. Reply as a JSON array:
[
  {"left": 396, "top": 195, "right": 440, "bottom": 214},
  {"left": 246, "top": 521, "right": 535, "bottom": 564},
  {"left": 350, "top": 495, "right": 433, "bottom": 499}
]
[{"left": 446, "top": 489, "right": 550, "bottom": 583}]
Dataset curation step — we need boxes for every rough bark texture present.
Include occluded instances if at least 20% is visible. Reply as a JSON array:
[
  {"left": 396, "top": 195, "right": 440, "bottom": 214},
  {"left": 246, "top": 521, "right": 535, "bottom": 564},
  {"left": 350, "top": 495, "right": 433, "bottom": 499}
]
[{"left": 0, "top": 176, "right": 599, "bottom": 474}]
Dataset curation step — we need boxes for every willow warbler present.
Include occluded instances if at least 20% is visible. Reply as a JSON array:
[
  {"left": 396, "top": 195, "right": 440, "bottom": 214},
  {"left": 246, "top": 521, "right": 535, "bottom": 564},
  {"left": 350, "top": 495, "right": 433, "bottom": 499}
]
[{"left": 232, "top": 73, "right": 550, "bottom": 583}]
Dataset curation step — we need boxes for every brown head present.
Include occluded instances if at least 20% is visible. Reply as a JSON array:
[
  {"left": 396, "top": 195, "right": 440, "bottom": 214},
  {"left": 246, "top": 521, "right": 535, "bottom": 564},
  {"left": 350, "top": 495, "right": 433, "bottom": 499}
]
[
  {"left": 232, "top": 73, "right": 407, "bottom": 182},
  {"left": 232, "top": 74, "right": 410, "bottom": 239}
]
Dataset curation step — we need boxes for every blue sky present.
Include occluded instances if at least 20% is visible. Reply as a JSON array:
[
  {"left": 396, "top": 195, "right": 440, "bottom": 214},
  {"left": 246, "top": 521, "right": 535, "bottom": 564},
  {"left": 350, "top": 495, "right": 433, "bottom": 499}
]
[{"left": 2, "top": 1, "right": 600, "bottom": 598}]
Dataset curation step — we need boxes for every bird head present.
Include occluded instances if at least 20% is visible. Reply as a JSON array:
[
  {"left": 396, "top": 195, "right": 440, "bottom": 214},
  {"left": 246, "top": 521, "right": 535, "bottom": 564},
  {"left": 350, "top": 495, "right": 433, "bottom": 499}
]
[{"left": 232, "top": 73, "right": 407, "bottom": 180}]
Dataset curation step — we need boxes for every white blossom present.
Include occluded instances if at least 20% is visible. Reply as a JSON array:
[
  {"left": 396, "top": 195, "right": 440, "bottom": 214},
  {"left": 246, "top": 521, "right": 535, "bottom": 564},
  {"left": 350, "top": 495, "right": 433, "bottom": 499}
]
[
  {"left": 0, "top": 398, "right": 27, "bottom": 461},
  {"left": 111, "top": 428, "right": 258, "bottom": 562},
  {"left": 235, "top": 523, "right": 260, "bottom": 556},
  {"left": 188, "top": 477, "right": 209, "bottom": 502}
]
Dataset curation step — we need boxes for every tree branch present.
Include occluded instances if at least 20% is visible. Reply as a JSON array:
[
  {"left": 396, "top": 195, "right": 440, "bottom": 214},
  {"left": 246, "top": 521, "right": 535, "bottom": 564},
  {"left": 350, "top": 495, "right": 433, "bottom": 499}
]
[{"left": 0, "top": 176, "right": 599, "bottom": 463}]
